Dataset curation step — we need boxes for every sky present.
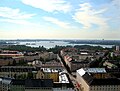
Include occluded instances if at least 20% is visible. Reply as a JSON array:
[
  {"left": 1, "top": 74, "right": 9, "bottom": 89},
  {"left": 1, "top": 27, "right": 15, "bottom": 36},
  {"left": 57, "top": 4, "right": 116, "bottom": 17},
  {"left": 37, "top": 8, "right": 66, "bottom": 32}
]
[{"left": 0, "top": 0, "right": 120, "bottom": 40}]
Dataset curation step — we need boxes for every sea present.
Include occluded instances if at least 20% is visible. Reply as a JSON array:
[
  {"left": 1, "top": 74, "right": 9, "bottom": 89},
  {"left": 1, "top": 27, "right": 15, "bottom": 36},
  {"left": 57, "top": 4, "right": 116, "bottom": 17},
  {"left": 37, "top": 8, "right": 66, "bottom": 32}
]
[{"left": 14, "top": 40, "right": 113, "bottom": 49}]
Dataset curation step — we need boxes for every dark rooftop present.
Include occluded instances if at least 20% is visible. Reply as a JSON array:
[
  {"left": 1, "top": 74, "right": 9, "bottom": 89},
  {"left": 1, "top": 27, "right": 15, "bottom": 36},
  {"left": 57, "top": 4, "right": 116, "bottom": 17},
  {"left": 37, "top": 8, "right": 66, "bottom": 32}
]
[
  {"left": 90, "top": 78, "right": 120, "bottom": 85},
  {"left": 53, "top": 83, "right": 74, "bottom": 88},
  {"left": 82, "top": 72, "right": 93, "bottom": 85},
  {"left": 25, "top": 79, "right": 53, "bottom": 87},
  {"left": 82, "top": 72, "right": 120, "bottom": 85},
  {"left": 11, "top": 79, "right": 25, "bottom": 85}
]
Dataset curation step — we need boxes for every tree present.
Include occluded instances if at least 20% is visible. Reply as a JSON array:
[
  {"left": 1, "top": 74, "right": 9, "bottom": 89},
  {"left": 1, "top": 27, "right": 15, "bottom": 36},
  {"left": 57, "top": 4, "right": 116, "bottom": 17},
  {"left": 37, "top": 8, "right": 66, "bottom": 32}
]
[
  {"left": 27, "top": 72, "right": 33, "bottom": 79},
  {"left": 14, "top": 74, "right": 17, "bottom": 79},
  {"left": 7, "top": 61, "right": 11, "bottom": 66},
  {"left": 40, "top": 57, "right": 44, "bottom": 61},
  {"left": 18, "top": 60, "right": 27, "bottom": 66},
  {"left": 12, "top": 60, "right": 16, "bottom": 66}
]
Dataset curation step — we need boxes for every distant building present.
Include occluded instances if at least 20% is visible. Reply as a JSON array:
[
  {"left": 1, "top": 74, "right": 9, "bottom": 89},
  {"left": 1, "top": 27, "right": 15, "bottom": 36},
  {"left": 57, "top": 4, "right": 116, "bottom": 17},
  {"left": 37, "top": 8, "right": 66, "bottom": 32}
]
[
  {"left": 0, "top": 50, "right": 24, "bottom": 66},
  {"left": 60, "top": 48, "right": 78, "bottom": 57},
  {"left": 68, "top": 60, "right": 89, "bottom": 72},
  {"left": 39, "top": 52, "right": 57, "bottom": 61},
  {"left": 116, "top": 46, "right": 120, "bottom": 51},
  {"left": 49, "top": 52, "right": 57, "bottom": 60},
  {"left": 61, "top": 48, "right": 96, "bottom": 72},
  {"left": 110, "top": 52, "right": 114, "bottom": 57},
  {"left": 103, "top": 61, "right": 118, "bottom": 69},
  {"left": 35, "top": 60, "right": 64, "bottom": 71},
  {"left": 64, "top": 55, "right": 90, "bottom": 72},
  {"left": 0, "top": 50, "right": 24, "bottom": 58}
]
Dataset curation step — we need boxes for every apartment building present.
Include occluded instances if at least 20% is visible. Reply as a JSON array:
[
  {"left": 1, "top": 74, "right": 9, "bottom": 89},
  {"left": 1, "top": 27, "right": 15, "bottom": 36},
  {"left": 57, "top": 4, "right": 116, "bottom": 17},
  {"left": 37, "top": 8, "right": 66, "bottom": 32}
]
[
  {"left": 0, "top": 76, "right": 74, "bottom": 91},
  {"left": 0, "top": 77, "right": 12, "bottom": 91},
  {"left": 0, "top": 78, "right": 53, "bottom": 91},
  {"left": 42, "top": 68, "right": 59, "bottom": 82},
  {"left": 0, "top": 66, "right": 42, "bottom": 79},
  {"left": 76, "top": 68, "right": 120, "bottom": 91}
]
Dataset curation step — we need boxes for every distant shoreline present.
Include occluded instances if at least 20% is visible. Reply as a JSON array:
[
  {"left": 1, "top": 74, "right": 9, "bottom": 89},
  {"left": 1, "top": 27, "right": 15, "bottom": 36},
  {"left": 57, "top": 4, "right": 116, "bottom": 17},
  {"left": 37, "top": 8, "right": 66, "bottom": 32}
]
[
  {"left": 1, "top": 39, "right": 120, "bottom": 45},
  {"left": 0, "top": 39, "right": 120, "bottom": 41},
  {"left": 0, "top": 40, "right": 117, "bottom": 49}
]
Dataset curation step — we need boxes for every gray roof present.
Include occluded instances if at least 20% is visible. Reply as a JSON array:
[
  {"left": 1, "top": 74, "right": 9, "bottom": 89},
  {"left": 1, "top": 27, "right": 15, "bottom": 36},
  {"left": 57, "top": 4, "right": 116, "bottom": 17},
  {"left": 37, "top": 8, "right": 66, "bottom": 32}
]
[
  {"left": 90, "top": 78, "right": 120, "bottom": 85},
  {"left": 0, "top": 78, "right": 53, "bottom": 87},
  {"left": 0, "top": 77, "right": 12, "bottom": 85},
  {"left": 84, "top": 68, "right": 106, "bottom": 73},
  {"left": 77, "top": 68, "right": 106, "bottom": 76}
]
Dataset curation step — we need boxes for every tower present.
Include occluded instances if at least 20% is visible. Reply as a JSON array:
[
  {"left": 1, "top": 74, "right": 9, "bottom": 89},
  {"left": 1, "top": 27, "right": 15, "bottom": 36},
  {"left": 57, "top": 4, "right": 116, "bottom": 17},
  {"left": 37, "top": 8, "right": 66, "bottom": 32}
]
[{"left": 116, "top": 45, "right": 119, "bottom": 51}]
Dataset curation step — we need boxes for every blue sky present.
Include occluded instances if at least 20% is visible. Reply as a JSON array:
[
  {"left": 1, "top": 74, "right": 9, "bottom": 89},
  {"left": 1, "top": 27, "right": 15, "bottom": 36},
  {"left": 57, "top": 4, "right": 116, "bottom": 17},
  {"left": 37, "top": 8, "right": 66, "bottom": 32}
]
[{"left": 0, "top": 0, "right": 120, "bottom": 39}]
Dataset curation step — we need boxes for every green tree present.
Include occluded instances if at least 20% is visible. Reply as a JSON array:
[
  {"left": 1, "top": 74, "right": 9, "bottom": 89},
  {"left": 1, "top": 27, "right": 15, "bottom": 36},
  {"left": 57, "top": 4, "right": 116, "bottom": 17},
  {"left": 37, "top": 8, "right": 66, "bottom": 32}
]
[
  {"left": 27, "top": 72, "right": 33, "bottom": 79},
  {"left": 7, "top": 61, "right": 11, "bottom": 66},
  {"left": 40, "top": 57, "right": 44, "bottom": 61},
  {"left": 12, "top": 60, "right": 16, "bottom": 66}
]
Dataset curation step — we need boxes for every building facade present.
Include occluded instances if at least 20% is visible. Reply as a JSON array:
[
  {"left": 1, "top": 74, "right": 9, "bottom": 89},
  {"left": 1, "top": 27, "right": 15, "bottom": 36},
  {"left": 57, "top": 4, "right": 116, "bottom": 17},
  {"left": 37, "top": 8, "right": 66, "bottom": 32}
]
[{"left": 76, "top": 68, "right": 120, "bottom": 91}]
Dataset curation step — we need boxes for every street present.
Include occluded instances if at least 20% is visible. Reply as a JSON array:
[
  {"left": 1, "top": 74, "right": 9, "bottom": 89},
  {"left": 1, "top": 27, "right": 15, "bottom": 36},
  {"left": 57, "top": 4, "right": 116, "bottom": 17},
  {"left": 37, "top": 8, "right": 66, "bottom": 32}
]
[{"left": 58, "top": 54, "right": 81, "bottom": 91}]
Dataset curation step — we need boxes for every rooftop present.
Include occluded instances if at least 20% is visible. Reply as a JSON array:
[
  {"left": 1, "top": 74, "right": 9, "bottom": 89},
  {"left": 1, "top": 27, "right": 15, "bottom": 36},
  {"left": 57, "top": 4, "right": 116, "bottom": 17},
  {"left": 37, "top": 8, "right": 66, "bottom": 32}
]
[
  {"left": 0, "top": 77, "right": 53, "bottom": 87},
  {"left": 1, "top": 66, "right": 35, "bottom": 69},
  {"left": 59, "top": 73, "right": 69, "bottom": 83},
  {"left": 42, "top": 68, "right": 58, "bottom": 73},
  {"left": 90, "top": 78, "right": 120, "bottom": 85},
  {"left": 25, "top": 79, "right": 53, "bottom": 87},
  {"left": 11, "top": 79, "right": 25, "bottom": 85},
  {"left": 77, "top": 68, "right": 106, "bottom": 76},
  {"left": 0, "top": 77, "right": 12, "bottom": 84}
]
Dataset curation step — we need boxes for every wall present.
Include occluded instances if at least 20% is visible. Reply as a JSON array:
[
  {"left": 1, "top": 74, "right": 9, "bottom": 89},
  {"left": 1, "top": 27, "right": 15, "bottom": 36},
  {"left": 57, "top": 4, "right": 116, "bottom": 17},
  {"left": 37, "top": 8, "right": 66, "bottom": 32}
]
[
  {"left": 25, "top": 88, "right": 53, "bottom": 91},
  {"left": 53, "top": 88, "right": 74, "bottom": 91},
  {"left": 90, "top": 85, "right": 120, "bottom": 91},
  {"left": 76, "top": 72, "right": 90, "bottom": 91}
]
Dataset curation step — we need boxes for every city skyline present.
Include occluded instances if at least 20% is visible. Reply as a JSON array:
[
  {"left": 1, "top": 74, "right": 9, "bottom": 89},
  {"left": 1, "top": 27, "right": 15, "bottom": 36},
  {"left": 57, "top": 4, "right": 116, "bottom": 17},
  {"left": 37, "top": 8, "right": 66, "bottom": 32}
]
[{"left": 0, "top": 0, "right": 120, "bottom": 39}]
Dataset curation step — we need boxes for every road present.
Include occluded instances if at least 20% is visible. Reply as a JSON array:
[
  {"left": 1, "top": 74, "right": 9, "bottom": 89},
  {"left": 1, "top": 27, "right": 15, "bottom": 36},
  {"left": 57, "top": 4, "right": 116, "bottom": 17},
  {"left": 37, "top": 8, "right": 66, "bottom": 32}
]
[{"left": 58, "top": 54, "right": 82, "bottom": 91}]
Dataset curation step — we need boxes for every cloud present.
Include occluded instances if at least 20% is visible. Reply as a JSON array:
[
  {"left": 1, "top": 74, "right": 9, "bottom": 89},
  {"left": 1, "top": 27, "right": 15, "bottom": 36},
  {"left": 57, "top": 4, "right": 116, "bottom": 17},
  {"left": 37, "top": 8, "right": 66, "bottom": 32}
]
[
  {"left": 0, "top": 7, "right": 36, "bottom": 25},
  {"left": 0, "top": 7, "right": 35, "bottom": 20},
  {"left": 21, "top": 0, "right": 71, "bottom": 13},
  {"left": 43, "top": 16, "right": 71, "bottom": 29},
  {"left": 0, "top": 19, "right": 33, "bottom": 25},
  {"left": 73, "top": 3, "right": 108, "bottom": 29}
]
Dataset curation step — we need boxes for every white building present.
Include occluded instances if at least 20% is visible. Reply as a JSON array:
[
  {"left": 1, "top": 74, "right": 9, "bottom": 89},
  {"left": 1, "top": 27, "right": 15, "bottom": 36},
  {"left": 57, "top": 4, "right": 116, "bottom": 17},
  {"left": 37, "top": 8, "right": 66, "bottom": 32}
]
[
  {"left": 116, "top": 46, "right": 119, "bottom": 51},
  {"left": 53, "top": 72, "right": 74, "bottom": 91},
  {"left": 0, "top": 77, "right": 12, "bottom": 91}
]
